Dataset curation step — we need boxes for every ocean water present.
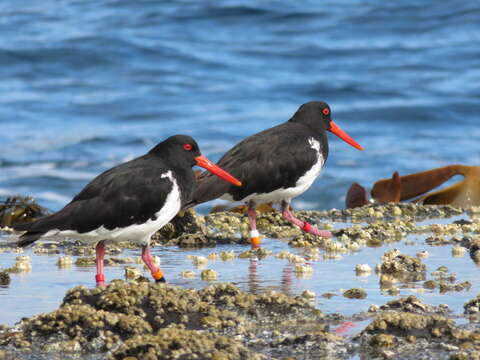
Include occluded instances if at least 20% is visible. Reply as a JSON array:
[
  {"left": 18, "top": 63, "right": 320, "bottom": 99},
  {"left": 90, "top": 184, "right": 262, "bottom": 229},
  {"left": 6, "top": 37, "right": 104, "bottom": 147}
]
[{"left": 1, "top": 0, "right": 479, "bottom": 212}]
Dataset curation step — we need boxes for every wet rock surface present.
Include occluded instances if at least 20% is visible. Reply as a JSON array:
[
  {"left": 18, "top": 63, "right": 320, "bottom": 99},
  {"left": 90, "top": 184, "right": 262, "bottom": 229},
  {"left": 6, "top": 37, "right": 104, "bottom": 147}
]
[
  {"left": 0, "top": 196, "right": 48, "bottom": 228},
  {"left": 464, "top": 294, "right": 480, "bottom": 315},
  {"left": 378, "top": 295, "right": 449, "bottom": 315},
  {"left": 0, "top": 281, "right": 325, "bottom": 359},
  {"left": 0, "top": 270, "right": 10, "bottom": 285},
  {"left": 108, "top": 328, "right": 265, "bottom": 360},
  {"left": 357, "top": 311, "right": 480, "bottom": 360},
  {"left": 379, "top": 249, "right": 426, "bottom": 275}
]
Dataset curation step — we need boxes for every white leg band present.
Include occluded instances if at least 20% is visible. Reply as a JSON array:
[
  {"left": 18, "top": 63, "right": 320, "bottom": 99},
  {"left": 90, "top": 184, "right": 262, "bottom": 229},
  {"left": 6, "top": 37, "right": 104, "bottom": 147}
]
[{"left": 250, "top": 230, "right": 260, "bottom": 238}]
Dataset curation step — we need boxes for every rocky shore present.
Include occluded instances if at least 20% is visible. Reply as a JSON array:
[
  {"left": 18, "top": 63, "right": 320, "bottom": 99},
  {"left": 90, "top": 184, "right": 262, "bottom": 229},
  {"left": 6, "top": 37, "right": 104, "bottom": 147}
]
[{"left": 1, "top": 203, "right": 479, "bottom": 359}]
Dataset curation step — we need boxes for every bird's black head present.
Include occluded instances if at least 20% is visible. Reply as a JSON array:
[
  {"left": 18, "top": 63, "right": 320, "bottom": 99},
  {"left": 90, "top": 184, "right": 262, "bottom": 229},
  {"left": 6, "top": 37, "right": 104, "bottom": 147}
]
[
  {"left": 149, "top": 135, "right": 201, "bottom": 166},
  {"left": 149, "top": 134, "right": 242, "bottom": 186},
  {"left": 290, "top": 101, "right": 332, "bottom": 131},
  {"left": 290, "top": 101, "right": 364, "bottom": 150}
]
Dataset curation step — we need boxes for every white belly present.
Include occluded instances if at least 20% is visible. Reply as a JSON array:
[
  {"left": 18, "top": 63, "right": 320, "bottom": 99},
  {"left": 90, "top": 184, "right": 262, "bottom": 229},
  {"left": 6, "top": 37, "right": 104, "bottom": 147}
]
[
  {"left": 41, "top": 171, "right": 181, "bottom": 246},
  {"left": 222, "top": 138, "right": 324, "bottom": 204}
]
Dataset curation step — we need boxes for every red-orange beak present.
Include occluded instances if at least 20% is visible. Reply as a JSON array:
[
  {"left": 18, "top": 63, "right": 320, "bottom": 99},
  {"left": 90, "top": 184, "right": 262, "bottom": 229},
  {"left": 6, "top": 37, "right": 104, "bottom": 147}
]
[
  {"left": 195, "top": 155, "right": 242, "bottom": 186},
  {"left": 329, "top": 121, "right": 364, "bottom": 150}
]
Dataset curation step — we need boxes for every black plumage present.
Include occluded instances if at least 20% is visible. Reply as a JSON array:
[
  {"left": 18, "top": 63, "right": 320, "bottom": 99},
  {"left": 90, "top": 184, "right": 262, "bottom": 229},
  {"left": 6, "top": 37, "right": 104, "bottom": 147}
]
[
  {"left": 191, "top": 101, "right": 330, "bottom": 206},
  {"left": 187, "top": 101, "right": 363, "bottom": 248},
  {"left": 15, "top": 135, "right": 199, "bottom": 246},
  {"left": 14, "top": 134, "right": 241, "bottom": 285}
]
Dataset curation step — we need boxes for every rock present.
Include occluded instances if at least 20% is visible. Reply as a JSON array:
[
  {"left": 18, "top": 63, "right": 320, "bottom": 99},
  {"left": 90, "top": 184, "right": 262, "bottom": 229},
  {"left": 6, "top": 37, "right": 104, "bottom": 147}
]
[
  {"left": 154, "top": 208, "right": 203, "bottom": 240},
  {"left": 370, "top": 333, "right": 396, "bottom": 348},
  {"left": 10, "top": 256, "right": 32, "bottom": 272},
  {"left": 464, "top": 294, "right": 480, "bottom": 314},
  {"left": 416, "top": 250, "right": 429, "bottom": 258},
  {"left": 0, "top": 196, "right": 48, "bottom": 227},
  {"left": 294, "top": 264, "right": 314, "bottom": 277},
  {"left": 0, "top": 304, "right": 152, "bottom": 352},
  {"left": 343, "top": 288, "right": 367, "bottom": 299},
  {"left": 355, "top": 264, "right": 372, "bottom": 275},
  {"left": 363, "top": 311, "right": 479, "bottom": 345},
  {"left": 452, "top": 246, "right": 466, "bottom": 257},
  {"left": 56, "top": 256, "right": 73, "bottom": 268},
  {"left": 0, "top": 270, "right": 10, "bottom": 285},
  {"left": 0, "top": 281, "right": 324, "bottom": 357},
  {"left": 379, "top": 296, "right": 443, "bottom": 314},
  {"left": 124, "top": 266, "right": 141, "bottom": 280},
  {"left": 378, "top": 249, "right": 426, "bottom": 282},
  {"left": 301, "top": 290, "right": 316, "bottom": 299},
  {"left": 75, "top": 257, "right": 96, "bottom": 266},
  {"left": 180, "top": 271, "right": 196, "bottom": 278},
  {"left": 189, "top": 255, "right": 209, "bottom": 266},
  {"left": 108, "top": 328, "right": 266, "bottom": 360},
  {"left": 176, "top": 232, "right": 213, "bottom": 248},
  {"left": 201, "top": 269, "right": 218, "bottom": 281}
]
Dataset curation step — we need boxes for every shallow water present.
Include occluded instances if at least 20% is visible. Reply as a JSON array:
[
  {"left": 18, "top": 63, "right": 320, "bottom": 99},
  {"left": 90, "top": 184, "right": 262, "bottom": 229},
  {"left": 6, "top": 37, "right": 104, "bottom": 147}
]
[{"left": 2, "top": 214, "right": 479, "bottom": 328}]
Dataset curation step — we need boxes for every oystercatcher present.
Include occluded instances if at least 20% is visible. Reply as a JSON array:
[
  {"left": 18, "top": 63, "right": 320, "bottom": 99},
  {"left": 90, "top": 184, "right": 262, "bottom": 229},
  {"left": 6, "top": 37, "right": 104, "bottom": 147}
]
[
  {"left": 14, "top": 135, "right": 241, "bottom": 285},
  {"left": 188, "top": 101, "right": 363, "bottom": 248}
]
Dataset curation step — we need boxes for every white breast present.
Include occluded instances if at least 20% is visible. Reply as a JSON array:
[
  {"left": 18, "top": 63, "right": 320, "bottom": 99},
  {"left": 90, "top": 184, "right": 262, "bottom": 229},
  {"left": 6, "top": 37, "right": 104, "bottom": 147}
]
[
  {"left": 222, "top": 137, "right": 324, "bottom": 204},
  {"left": 42, "top": 171, "right": 182, "bottom": 246}
]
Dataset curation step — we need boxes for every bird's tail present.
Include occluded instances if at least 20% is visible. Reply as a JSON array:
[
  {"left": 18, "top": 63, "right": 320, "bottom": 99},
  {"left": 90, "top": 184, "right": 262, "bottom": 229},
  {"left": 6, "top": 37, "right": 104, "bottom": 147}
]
[
  {"left": 17, "top": 231, "right": 45, "bottom": 247},
  {"left": 13, "top": 218, "right": 50, "bottom": 247}
]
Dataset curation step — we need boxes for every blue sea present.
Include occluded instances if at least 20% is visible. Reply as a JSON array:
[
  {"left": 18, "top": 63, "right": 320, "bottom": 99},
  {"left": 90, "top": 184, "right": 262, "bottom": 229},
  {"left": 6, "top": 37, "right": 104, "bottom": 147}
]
[{"left": 1, "top": 0, "right": 479, "bottom": 212}]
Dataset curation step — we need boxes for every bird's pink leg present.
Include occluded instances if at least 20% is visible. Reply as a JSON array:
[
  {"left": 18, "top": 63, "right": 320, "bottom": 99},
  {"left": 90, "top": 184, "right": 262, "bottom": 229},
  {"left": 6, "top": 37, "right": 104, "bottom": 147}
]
[
  {"left": 141, "top": 245, "right": 165, "bottom": 283},
  {"left": 247, "top": 202, "right": 261, "bottom": 248},
  {"left": 281, "top": 201, "right": 331, "bottom": 237},
  {"left": 95, "top": 241, "right": 106, "bottom": 286}
]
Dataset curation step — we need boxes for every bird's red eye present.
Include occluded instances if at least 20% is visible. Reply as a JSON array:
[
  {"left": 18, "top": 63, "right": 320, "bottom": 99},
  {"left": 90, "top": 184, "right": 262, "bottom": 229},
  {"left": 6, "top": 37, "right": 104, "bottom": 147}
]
[
  {"left": 183, "top": 143, "right": 192, "bottom": 151},
  {"left": 322, "top": 108, "right": 330, "bottom": 116}
]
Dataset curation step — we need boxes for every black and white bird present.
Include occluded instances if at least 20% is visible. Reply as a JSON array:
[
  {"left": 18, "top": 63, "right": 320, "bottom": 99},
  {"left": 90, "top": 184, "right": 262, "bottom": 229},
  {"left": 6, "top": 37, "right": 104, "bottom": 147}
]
[
  {"left": 14, "top": 135, "right": 241, "bottom": 285},
  {"left": 188, "top": 101, "right": 363, "bottom": 248}
]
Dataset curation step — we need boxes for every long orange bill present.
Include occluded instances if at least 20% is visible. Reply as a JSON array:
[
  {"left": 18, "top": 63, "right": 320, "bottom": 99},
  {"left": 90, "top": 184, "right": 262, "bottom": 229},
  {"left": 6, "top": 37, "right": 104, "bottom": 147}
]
[
  {"left": 329, "top": 121, "right": 364, "bottom": 150},
  {"left": 195, "top": 155, "right": 242, "bottom": 186}
]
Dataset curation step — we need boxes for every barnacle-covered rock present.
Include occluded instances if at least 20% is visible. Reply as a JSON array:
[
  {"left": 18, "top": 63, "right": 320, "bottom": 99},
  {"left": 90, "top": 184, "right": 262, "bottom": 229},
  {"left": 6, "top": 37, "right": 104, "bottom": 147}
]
[
  {"left": 9, "top": 256, "right": 32, "bottom": 273},
  {"left": 107, "top": 328, "right": 266, "bottom": 360},
  {"left": 378, "top": 296, "right": 447, "bottom": 315},
  {"left": 0, "top": 304, "right": 152, "bottom": 352},
  {"left": 379, "top": 249, "right": 426, "bottom": 276},
  {"left": 0, "top": 270, "right": 10, "bottom": 285},
  {"left": 464, "top": 294, "right": 480, "bottom": 315},
  {"left": 343, "top": 288, "right": 367, "bottom": 299},
  {"left": 363, "top": 311, "right": 480, "bottom": 346}
]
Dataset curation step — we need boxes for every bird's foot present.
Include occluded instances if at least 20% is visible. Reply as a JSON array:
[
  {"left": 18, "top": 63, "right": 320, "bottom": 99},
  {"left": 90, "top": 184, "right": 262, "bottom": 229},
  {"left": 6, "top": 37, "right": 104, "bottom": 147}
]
[
  {"left": 152, "top": 269, "right": 165, "bottom": 283},
  {"left": 95, "top": 274, "right": 106, "bottom": 287},
  {"left": 302, "top": 222, "right": 332, "bottom": 238}
]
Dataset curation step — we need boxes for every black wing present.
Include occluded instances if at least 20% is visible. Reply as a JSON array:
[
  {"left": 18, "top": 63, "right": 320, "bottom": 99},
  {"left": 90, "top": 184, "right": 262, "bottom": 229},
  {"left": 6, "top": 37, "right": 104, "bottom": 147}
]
[
  {"left": 190, "top": 122, "right": 325, "bottom": 205},
  {"left": 16, "top": 156, "right": 176, "bottom": 245}
]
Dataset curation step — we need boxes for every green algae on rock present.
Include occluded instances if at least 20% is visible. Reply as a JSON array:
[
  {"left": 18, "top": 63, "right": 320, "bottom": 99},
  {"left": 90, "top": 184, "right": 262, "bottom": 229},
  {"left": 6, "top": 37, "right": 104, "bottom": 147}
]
[
  {"left": 464, "top": 294, "right": 480, "bottom": 315},
  {"left": 343, "top": 288, "right": 367, "bottom": 299},
  {"left": 107, "top": 328, "right": 266, "bottom": 360},
  {"left": 363, "top": 311, "right": 480, "bottom": 344},
  {"left": 0, "top": 281, "right": 325, "bottom": 358},
  {"left": 0, "top": 270, "right": 10, "bottom": 285},
  {"left": 378, "top": 249, "right": 426, "bottom": 283},
  {"left": 0, "top": 304, "right": 153, "bottom": 353},
  {"left": 378, "top": 295, "right": 449, "bottom": 315}
]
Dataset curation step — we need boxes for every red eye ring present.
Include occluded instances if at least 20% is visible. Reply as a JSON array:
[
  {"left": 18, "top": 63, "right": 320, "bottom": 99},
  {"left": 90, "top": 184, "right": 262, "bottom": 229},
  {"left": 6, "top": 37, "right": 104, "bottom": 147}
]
[
  {"left": 183, "top": 143, "right": 192, "bottom": 151},
  {"left": 322, "top": 108, "right": 330, "bottom": 116}
]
